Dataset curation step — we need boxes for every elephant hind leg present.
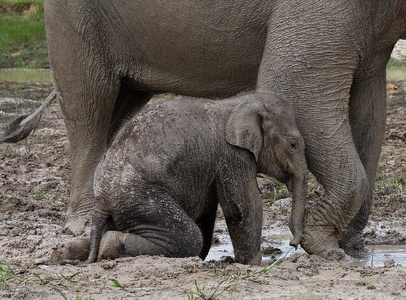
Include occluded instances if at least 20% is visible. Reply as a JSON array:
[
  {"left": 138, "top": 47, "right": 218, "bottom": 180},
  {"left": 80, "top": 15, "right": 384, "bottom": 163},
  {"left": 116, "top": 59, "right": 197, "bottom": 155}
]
[
  {"left": 339, "top": 75, "right": 387, "bottom": 258},
  {"left": 97, "top": 201, "right": 204, "bottom": 260},
  {"left": 108, "top": 87, "right": 152, "bottom": 143},
  {"left": 98, "top": 223, "right": 203, "bottom": 261}
]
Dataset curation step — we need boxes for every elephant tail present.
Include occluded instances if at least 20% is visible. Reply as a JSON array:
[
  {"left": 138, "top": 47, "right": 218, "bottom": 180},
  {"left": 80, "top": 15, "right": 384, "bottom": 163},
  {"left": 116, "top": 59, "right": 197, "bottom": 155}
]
[
  {"left": 0, "top": 90, "right": 57, "bottom": 143},
  {"left": 86, "top": 207, "right": 110, "bottom": 264}
]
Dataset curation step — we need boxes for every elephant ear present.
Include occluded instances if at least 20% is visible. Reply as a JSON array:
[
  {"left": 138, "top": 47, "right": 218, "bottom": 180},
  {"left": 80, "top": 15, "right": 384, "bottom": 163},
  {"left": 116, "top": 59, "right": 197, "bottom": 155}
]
[{"left": 225, "top": 101, "right": 264, "bottom": 161}]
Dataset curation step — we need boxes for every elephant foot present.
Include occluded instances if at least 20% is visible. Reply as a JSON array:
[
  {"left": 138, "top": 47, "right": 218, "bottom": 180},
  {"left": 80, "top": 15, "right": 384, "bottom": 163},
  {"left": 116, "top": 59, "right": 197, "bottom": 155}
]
[
  {"left": 98, "top": 231, "right": 127, "bottom": 260},
  {"left": 64, "top": 215, "right": 91, "bottom": 236},
  {"left": 300, "top": 207, "right": 345, "bottom": 260},
  {"left": 339, "top": 231, "right": 369, "bottom": 259},
  {"left": 49, "top": 238, "right": 90, "bottom": 263}
]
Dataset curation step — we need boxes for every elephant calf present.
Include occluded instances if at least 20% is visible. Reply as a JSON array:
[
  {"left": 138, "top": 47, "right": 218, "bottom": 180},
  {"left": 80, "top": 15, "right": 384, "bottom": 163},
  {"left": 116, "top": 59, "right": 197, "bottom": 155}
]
[{"left": 87, "top": 93, "right": 308, "bottom": 265}]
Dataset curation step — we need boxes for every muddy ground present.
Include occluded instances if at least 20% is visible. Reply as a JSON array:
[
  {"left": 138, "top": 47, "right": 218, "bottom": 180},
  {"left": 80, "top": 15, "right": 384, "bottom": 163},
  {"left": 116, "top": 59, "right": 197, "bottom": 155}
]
[{"left": 0, "top": 78, "right": 405, "bottom": 299}]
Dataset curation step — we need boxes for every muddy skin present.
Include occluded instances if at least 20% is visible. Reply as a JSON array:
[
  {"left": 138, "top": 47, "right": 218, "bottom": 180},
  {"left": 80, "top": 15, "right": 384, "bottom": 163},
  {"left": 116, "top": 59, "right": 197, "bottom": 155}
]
[{"left": 83, "top": 93, "right": 308, "bottom": 265}]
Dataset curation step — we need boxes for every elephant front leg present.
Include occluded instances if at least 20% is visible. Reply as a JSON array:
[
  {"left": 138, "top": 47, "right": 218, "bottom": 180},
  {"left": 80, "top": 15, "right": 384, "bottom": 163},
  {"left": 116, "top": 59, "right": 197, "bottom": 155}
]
[
  {"left": 217, "top": 168, "right": 263, "bottom": 265},
  {"left": 295, "top": 127, "right": 371, "bottom": 259},
  {"left": 256, "top": 15, "right": 370, "bottom": 258}
]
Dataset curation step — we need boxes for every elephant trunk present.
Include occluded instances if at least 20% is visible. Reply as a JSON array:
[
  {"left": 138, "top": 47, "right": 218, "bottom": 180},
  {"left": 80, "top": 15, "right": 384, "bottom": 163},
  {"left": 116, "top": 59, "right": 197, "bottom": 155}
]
[{"left": 287, "top": 162, "right": 308, "bottom": 249}]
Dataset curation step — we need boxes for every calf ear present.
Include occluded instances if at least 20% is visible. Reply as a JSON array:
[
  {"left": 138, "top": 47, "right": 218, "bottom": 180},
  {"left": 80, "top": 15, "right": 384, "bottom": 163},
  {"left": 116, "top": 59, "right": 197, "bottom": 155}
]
[{"left": 225, "top": 101, "right": 264, "bottom": 161}]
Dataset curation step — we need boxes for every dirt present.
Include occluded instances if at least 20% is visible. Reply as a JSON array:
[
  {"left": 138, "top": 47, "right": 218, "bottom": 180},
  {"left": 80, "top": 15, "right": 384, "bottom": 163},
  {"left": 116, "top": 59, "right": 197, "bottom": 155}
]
[{"left": 0, "top": 77, "right": 405, "bottom": 299}]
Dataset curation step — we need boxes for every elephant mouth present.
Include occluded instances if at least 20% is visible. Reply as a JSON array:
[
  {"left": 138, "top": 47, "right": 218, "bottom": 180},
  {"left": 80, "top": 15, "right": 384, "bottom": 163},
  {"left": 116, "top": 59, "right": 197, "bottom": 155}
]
[
  {"left": 286, "top": 177, "right": 293, "bottom": 192},
  {"left": 277, "top": 172, "right": 291, "bottom": 186}
]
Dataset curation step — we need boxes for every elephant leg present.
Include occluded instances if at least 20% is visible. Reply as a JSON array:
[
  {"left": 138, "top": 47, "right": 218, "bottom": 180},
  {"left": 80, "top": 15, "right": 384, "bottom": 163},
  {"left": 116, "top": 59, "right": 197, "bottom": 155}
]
[
  {"left": 287, "top": 112, "right": 370, "bottom": 259},
  {"left": 339, "top": 74, "right": 387, "bottom": 257},
  {"left": 97, "top": 203, "right": 204, "bottom": 260},
  {"left": 216, "top": 170, "right": 263, "bottom": 265},
  {"left": 196, "top": 204, "right": 218, "bottom": 260},
  {"left": 98, "top": 227, "right": 202, "bottom": 261},
  {"left": 49, "top": 238, "right": 91, "bottom": 263},
  {"left": 59, "top": 83, "right": 151, "bottom": 235},
  {"left": 59, "top": 77, "right": 120, "bottom": 235},
  {"left": 256, "top": 11, "right": 370, "bottom": 258},
  {"left": 46, "top": 9, "right": 152, "bottom": 235},
  {"left": 45, "top": 5, "right": 117, "bottom": 235}
]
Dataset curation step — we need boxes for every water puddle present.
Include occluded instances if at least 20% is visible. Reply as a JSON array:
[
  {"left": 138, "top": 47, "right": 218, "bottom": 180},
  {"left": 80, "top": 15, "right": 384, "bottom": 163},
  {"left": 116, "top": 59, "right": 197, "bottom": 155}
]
[
  {"left": 206, "top": 218, "right": 406, "bottom": 267},
  {"left": 206, "top": 217, "right": 303, "bottom": 266},
  {"left": 364, "top": 245, "right": 406, "bottom": 267},
  {"left": 0, "top": 68, "right": 52, "bottom": 82}
]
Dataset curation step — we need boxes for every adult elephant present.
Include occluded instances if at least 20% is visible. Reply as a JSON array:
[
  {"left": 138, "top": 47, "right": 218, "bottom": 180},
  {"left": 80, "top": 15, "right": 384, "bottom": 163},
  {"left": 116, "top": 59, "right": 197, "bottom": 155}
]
[{"left": 43, "top": 0, "right": 406, "bottom": 258}]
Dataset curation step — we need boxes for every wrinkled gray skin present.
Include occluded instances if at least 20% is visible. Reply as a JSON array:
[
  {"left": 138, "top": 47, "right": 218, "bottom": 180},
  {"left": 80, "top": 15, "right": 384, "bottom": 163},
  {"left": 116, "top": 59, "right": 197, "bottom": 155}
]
[
  {"left": 44, "top": 0, "right": 406, "bottom": 258},
  {"left": 85, "top": 93, "right": 307, "bottom": 265}
]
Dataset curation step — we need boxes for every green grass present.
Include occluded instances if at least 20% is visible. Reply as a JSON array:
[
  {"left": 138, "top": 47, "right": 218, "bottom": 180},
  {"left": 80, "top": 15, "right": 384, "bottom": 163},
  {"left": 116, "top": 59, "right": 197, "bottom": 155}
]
[
  {"left": 376, "top": 176, "right": 405, "bottom": 202},
  {"left": 268, "top": 182, "right": 289, "bottom": 204},
  {"left": 109, "top": 278, "right": 124, "bottom": 290},
  {"left": 0, "top": 263, "right": 16, "bottom": 290},
  {"left": 387, "top": 58, "right": 406, "bottom": 69},
  {"left": 0, "top": 0, "right": 48, "bottom": 68},
  {"left": 0, "top": 262, "right": 27, "bottom": 291}
]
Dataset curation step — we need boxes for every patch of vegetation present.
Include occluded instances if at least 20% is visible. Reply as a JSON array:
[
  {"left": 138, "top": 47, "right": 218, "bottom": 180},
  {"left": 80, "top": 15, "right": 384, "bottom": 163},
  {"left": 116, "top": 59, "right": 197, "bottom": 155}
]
[
  {"left": 0, "top": 262, "right": 27, "bottom": 291},
  {"left": 109, "top": 278, "right": 124, "bottom": 290},
  {"left": 188, "top": 249, "right": 291, "bottom": 300},
  {"left": 0, "top": 0, "right": 48, "bottom": 68},
  {"left": 0, "top": 80, "right": 53, "bottom": 100},
  {"left": 375, "top": 174, "right": 406, "bottom": 204},
  {"left": 387, "top": 58, "right": 406, "bottom": 69},
  {"left": 188, "top": 270, "right": 231, "bottom": 300},
  {"left": 0, "top": 263, "right": 16, "bottom": 290},
  {"left": 267, "top": 182, "right": 289, "bottom": 205}
]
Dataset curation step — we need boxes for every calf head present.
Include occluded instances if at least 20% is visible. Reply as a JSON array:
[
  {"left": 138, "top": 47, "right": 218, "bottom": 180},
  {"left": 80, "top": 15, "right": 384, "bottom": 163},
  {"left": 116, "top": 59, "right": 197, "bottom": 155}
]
[{"left": 225, "top": 93, "right": 308, "bottom": 248}]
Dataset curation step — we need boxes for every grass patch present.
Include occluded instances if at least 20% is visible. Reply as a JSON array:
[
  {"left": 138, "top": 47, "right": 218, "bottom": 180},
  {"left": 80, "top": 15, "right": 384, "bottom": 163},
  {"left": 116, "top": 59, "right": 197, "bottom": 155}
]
[
  {"left": 0, "top": 0, "right": 48, "bottom": 68},
  {"left": 387, "top": 58, "right": 406, "bottom": 69},
  {"left": 0, "top": 263, "right": 16, "bottom": 290},
  {"left": 375, "top": 174, "right": 406, "bottom": 203},
  {"left": 267, "top": 182, "right": 290, "bottom": 205},
  {"left": 0, "top": 262, "right": 27, "bottom": 291},
  {"left": 188, "top": 270, "right": 231, "bottom": 300},
  {"left": 109, "top": 278, "right": 124, "bottom": 290}
]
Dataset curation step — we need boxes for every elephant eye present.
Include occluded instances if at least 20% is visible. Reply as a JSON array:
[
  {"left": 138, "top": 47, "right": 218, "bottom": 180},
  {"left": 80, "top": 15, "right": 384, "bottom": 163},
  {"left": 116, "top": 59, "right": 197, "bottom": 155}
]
[{"left": 288, "top": 139, "right": 297, "bottom": 150}]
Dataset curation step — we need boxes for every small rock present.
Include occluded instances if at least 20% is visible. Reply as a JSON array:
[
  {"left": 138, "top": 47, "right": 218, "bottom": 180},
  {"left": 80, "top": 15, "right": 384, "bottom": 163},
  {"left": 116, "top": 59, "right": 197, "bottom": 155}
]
[
  {"left": 101, "top": 259, "right": 117, "bottom": 269},
  {"left": 262, "top": 246, "right": 283, "bottom": 256}
]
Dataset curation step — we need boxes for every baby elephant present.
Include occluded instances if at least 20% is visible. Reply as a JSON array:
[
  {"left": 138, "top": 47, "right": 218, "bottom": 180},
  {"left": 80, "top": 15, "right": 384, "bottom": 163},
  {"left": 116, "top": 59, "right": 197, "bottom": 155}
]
[{"left": 87, "top": 93, "right": 308, "bottom": 265}]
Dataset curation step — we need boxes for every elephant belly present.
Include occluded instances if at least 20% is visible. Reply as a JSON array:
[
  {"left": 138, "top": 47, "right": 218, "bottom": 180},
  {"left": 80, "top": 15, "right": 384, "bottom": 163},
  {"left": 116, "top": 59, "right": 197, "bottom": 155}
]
[{"left": 107, "top": 1, "right": 273, "bottom": 97}]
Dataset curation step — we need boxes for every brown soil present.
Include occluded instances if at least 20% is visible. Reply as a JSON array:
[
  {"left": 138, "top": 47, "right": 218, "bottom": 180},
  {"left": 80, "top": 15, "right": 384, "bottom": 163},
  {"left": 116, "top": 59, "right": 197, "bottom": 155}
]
[{"left": 0, "top": 80, "right": 405, "bottom": 299}]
